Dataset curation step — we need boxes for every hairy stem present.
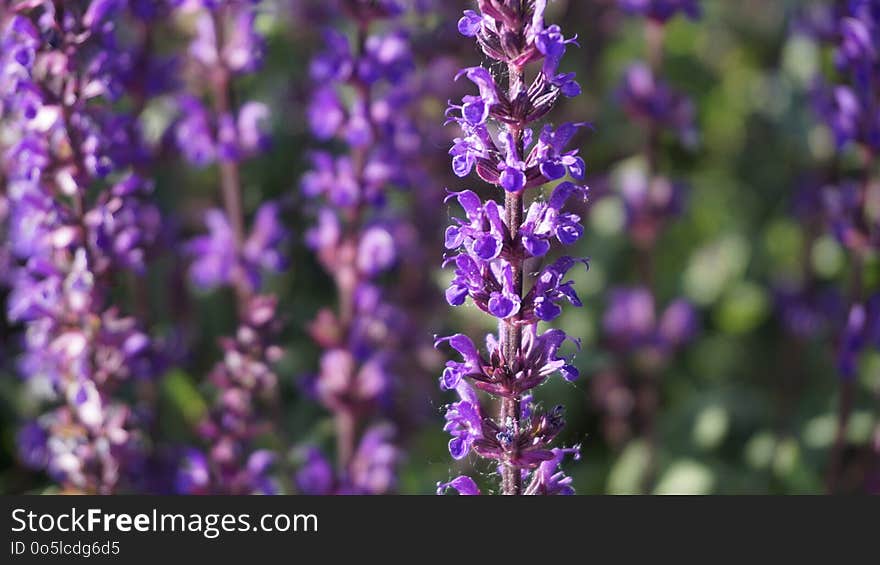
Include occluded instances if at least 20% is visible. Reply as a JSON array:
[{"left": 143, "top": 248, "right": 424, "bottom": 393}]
[{"left": 500, "top": 64, "right": 526, "bottom": 496}]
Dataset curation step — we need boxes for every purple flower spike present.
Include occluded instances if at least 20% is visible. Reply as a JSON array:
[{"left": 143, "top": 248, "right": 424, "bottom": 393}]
[
  {"left": 815, "top": 4, "right": 880, "bottom": 153},
  {"left": 2, "top": 3, "right": 164, "bottom": 493},
  {"left": 803, "top": 2, "right": 880, "bottom": 492},
  {"left": 296, "top": 1, "right": 428, "bottom": 494},
  {"left": 439, "top": 2, "right": 589, "bottom": 494},
  {"left": 168, "top": 0, "right": 288, "bottom": 494}
]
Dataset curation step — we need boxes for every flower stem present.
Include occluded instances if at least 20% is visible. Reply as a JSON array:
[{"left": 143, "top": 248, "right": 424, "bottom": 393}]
[
  {"left": 827, "top": 379, "right": 854, "bottom": 493},
  {"left": 500, "top": 64, "right": 526, "bottom": 496},
  {"left": 209, "top": 9, "right": 248, "bottom": 305},
  {"left": 336, "top": 409, "right": 357, "bottom": 473},
  {"left": 828, "top": 240, "right": 865, "bottom": 492},
  {"left": 636, "top": 18, "right": 665, "bottom": 495}
]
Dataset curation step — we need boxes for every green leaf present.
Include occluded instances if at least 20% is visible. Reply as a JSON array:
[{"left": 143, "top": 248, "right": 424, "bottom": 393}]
[{"left": 160, "top": 370, "right": 208, "bottom": 429}]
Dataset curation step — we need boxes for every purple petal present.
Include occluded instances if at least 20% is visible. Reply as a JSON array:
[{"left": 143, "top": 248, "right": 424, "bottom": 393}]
[
  {"left": 458, "top": 10, "right": 482, "bottom": 37},
  {"left": 437, "top": 475, "right": 480, "bottom": 495},
  {"left": 500, "top": 167, "right": 525, "bottom": 193}
]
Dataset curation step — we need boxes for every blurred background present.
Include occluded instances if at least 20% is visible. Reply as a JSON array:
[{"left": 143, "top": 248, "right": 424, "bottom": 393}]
[{"left": 2, "top": 0, "right": 879, "bottom": 494}]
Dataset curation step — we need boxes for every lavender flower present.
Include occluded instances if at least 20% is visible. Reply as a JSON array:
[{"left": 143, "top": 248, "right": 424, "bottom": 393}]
[
  {"left": 295, "top": 0, "right": 420, "bottom": 494},
  {"left": 618, "top": 166, "right": 686, "bottom": 248},
  {"left": 295, "top": 424, "right": 399, "bottom": 495},
  {"left": 820, "top": 179, "right": 880, "bottom": 254},
  {"left": 187, "top": 202, "right": 288, "bottom": 292},
  {"left": 806, "top": 2, "right": 880, "bottom": 374},
  {"left": 776, "top": 285, "right": 844, "bottom": 341},
  {"left": 177, "top": 295, "right": 283, "bottom": 494},
  {"left": 617, "top": 63, "right": 698, "bottom": 148},
  {"left": 436, "top": 1, "right": 589, "bottom": 496},
  {"left": 811, "top": 1, "right": 880, "bottom": 152},
  {"left": 591, "top": 0, "right": 702, "bottom": 491},
  {"left": 603, "top": 287, "right": 697, "bottom": 359},
  {"left": 1, "top": 3, "right": 162, "bottom": 493},
  {"left": 804, "top": 1, "right": 880, "bottom": 493},
  {"left": 170, "top": 0, "right": 288, "bottom": 494},
  {"left": 837, "top": 297, "right": 880, "bottom": 379}
]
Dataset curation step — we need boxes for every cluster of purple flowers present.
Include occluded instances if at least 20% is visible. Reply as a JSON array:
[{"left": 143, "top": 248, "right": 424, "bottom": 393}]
[
  {"left": 617, "top": 165, "right": 686, "bottom": 247},
  {"left": 176, "top": 295, "right": 283, "bottom": 494},
  {"left": 1, "top": 2, "right": 163, "bottom": 493},
  {"left": 784, "top": 1, "right": 880, "bottom": 492},
  {"left": 584, "top": 1, "right": 700, "bottom": 484},
  {"left": 813, "top": 0, "right": 880, "bottom": 153},
  {"left": 603, "top": 288, "right": 697, "bottom": 360},
  {"left": 295, "top": 0, "right": 415, "bottom": 494},
  {"left": 436, "top": 1, "right": 588, "bottom": 496},
  {"left": 807, "top": 0, "right": 880, "bottom": 380},
  {"left": 593, "top": 286, "right": 697, "bottom": 450},
  {"left": 168, "top": 0, "right": 271, "bottom": 187},
  {"left": 611, "top": 0, "right": 699, "bottom": 251},
  {"left": 617, "top": 63, "right": 698, "bottom": 149},
  {"left": 171, "top": 0, "right": 289, "bottom": 494},
  {"left": 187, "top": 202, "right": 287, "bottom": 294},
  {"left": 775, "top": 281, "right": 844, "bottom": 342},
  {"left": 604, "top": 1, "right": 700, "bottom": 346}
]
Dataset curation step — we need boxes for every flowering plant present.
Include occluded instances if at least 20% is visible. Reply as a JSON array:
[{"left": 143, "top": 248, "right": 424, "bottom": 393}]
[{"left": 436, "top": 0, "right": 589, "bottom": 495}]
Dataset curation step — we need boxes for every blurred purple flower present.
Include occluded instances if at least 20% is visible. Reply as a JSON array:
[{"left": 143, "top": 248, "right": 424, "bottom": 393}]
[
  {"left": 811, "top": 3, "right": 880, "bottom": 152},
  {"left": 618, "top": 0, "right": 701, "bottom": 23},
  {"left": 604, "top": 287, "right": 698, "bottom": 356},
  {"left": 618, "top": 63, "right": 698, "bottom": 148},
  {"left": 2, "top": 2, "right": 163, "bottom": 493},
  {"left": 297, "top": 0, "right": 423, "bottom": 494},
  {"left": 187, "top": 202, "right": 288, "bottom": 292},
  {"left": 837, "top": 296, "right": 880, "bottom": 380},
  {"left": 294, "top": 425, "right": 399, "bottom": 495}
]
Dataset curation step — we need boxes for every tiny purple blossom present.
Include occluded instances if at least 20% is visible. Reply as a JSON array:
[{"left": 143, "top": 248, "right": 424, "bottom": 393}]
[{"left": 437, "top": 475, "right": 481, "bottom": 495}]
